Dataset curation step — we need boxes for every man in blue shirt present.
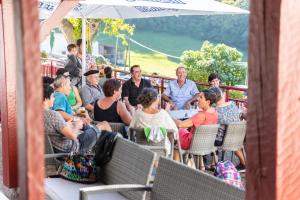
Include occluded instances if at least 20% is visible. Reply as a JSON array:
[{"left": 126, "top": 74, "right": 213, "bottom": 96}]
[
  {"left": 52, "top": 74, "right": 74, "bottom": 121},
  {"left": 162, "top": 66, "right": 199, "bottom": 110}
]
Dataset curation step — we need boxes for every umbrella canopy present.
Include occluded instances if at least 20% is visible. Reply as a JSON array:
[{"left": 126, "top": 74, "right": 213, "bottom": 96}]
[
  {"left": 39, "top": 0, "right": 249, "bottom": 20},
  {"left": 39, "top": 0, "right": 248, "bottom": 83}
]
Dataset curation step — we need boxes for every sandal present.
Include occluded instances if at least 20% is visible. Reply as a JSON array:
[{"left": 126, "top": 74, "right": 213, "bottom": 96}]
[{"left": 205, "top": 164, "right": 216, "bottom": 172}]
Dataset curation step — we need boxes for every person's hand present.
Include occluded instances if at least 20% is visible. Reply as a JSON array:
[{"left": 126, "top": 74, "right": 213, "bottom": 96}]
[
  {"left": 171, "top": 103, "right": 178, "bottom": 110},
  {"left": 164, "top": 102, "right": 171, "bottom": 111},
  {"left": 97, "top": 121, "right": 112, "bottom": 132},
  {"left": 184, "top": 102, "right": 191, "bottom": 110},
  {"left": 72, "top": 119, "right": 84, "bottom": 131}
]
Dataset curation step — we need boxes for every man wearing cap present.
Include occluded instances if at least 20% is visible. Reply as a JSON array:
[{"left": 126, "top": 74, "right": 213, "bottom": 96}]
[
  {"left": 122, "top": 65, "right": 152, "bottom": 113},
  {"left": 80, "top": 69, "right": 105, "bottom": 114}
]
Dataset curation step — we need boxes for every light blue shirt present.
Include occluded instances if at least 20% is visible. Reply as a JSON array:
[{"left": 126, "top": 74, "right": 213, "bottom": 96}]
[
  {"left": 52, "top": 91, "right": 74, "bottom": 115},
  {"left": 163, "top": 79, "right": 199, "bottom": 109}
]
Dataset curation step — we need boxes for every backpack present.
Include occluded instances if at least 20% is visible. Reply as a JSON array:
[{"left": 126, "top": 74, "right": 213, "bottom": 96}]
[
  {"left": 214, "top": 160, "right": 244, "bottom": 190},
  {"left": 93, "top": 130, "right": 119, "bottom": 167}
]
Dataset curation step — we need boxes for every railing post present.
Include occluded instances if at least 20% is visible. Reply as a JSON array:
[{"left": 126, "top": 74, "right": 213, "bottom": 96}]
[
  {"left": 114, "top": 70, "right": 117, "bottom": 78},
  {"left": 225, "top": 89, "right": 229, "bottom": 102}
]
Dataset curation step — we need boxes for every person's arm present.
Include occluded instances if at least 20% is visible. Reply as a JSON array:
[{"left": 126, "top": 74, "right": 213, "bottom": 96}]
[
  {"left": 184, "top": 81, "right": 200, "bottom": 109},
  {"left": 162, "top": 81, "right": 176, "bottom": 109},
  {"left": 60, "top": 125, "right": 78, "bottom": 140},
  {"left": 57, "top": 110, "right": 74, "bottom": 122},
  {"left": 121, "top": 81, "right": 134, "bottom": 113},
  {"left": 117, "top": 101, "right": 132, "bottom": 125},
  {"left": 174, "top": 112, "right": 205, "bottom": 128},
  {"left": 84, "top": 104, "right": 94, "bottom": 112},
  {"left": 173, "top": 118, "right": 194, "bottom": 128},
  {"left": 123, "top": 97, "right": 134, "bottom": 115},
  {"left": 80, "top": 87, "right": 94, "bottom": 112},
  {"left": 184, "top": 93, "right": 199, "bottom": 109},
  {"left": 72, "top": 86, "right": 82, "bottom": 110}
]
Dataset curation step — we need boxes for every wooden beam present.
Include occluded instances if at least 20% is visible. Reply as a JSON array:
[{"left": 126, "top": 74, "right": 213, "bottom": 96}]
[
  {"left": 40, "top": 0, "right": 79, "bottom": 42},
  {"left": 247, "top": 0, "right": 300, "bottom": 199},
  {"left": 0, "top": 0, "right": 19, "bottom": 188},
  {"left": 16, "top": 0, "right": 45, "bottom": 198}
]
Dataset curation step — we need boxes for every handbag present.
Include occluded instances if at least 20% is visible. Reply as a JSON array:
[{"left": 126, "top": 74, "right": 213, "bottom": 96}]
[
  {"left": 184, "top": 153, "right": 196, "bottom": 169},
  {"left": 214, "top": 124, "right": 228, "bottom": 146},
  {"left": 59, "top": 154, "right": 97, "bottom": 184}
]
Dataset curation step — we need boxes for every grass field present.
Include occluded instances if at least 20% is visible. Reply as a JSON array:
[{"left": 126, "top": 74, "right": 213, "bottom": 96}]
[
  {"left": 96, "top": 30, "right": 247, "bottom": 77},
  {"left": 96, "top": 30, "right": 203, "bottom": 77}
]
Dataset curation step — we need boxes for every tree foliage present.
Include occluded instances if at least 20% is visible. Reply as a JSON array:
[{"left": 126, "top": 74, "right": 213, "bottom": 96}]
[
  {"left": 180, "top": 41, "right": 246, "bottom": 86},
  {"left": 60, "top": 18, "right": 134, "bottom": 53}
]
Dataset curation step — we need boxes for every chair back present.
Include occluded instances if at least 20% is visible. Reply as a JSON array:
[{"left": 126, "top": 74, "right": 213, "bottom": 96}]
[
  {"left": 129, "top": 127, "right": 174, "bottom": 158},
  {"left": 45, "top": 134, "right": 57, "bottom": 166},
  {"left": 151, "top": 157, "right": 244, "bottom": 200},
  {"left": 109, "top": 122, "right": 128, "bottom": 138},
  {"left": 222, "top": 121, "right": 246, "bottom": 151},
  {"left": 99, "top": 138, "right": 155, "bottom": 200},
  {"left": 188, "top": 124, "right": 219, "bottom": 155}
]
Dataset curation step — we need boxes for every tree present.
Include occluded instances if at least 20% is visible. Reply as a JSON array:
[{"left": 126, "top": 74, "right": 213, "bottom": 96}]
[
  {"left": 181, "top": 41, "right": 246, "bottom": 86},
  {"left": 60, "top": 18, "right": 134, "bottom": 53}
]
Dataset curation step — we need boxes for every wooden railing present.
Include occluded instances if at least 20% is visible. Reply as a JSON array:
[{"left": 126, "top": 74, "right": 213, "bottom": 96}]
[
  {"left": 41, "top": 58, "right": 65, "bottom": 78},
  {"left": 112, "top": 69, "right": 248, "bottom": 108}
]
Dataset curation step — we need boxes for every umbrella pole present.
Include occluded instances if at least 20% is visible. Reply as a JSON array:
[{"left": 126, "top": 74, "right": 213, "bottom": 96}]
[{"left": 82, "top": 17, "right": 87, "bottom": 85}]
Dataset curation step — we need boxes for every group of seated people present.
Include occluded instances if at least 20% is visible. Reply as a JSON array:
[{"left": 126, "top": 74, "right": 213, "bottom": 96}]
[{"left": 43, "top": 61, "right": 246, "bottom": 171}]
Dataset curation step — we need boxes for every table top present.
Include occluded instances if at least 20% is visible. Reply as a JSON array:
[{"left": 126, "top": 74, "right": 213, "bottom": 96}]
[{"left": 168, "top": 109, "right": 198, "bottom": 120}]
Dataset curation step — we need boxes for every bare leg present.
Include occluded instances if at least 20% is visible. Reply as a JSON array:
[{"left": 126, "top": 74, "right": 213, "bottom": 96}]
[
  {"left": 173, "top": 149, "right": 181, "bottom": 161},
  {"left": 234, "top": 149, "right": 246, "bottom": 166}
]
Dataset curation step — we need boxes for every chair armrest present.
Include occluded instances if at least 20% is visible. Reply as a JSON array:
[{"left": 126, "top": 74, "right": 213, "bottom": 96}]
[
  {"left": 79, "top": 184, "right": 152, "bottom": 200},
  {"left": 141, "top": 146, "right": 166, "bottom": 150},
  {"left": 45, "top": 153, "right": 69, "bottom": 159}
]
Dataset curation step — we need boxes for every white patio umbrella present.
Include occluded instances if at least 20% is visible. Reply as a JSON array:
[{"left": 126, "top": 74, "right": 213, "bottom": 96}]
[{"left": 39, "top": 0, "right": 249, "bottom": 82}]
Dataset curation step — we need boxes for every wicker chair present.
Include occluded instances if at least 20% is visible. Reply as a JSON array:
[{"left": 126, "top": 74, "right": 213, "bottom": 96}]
[
  {"left": 80, "top": 157, "right": 245, "bottom": 200},
  {"left": 187, "top": 124, "right": 219, "bottom": 170},
  {"left": 129, "top": 127, "right": 175, "bottom": 159},
  {"left": 45, "top": 138, "right": 155, "bottom": 200},
  {"left": 109, "top": 122, "right": 128, "bottom": 138},
  {"left": 221, "top": 121, "right": 247, "bottom": 161},
  {"left": 44, "top": 134, "right": 69, "bottom": 167}
]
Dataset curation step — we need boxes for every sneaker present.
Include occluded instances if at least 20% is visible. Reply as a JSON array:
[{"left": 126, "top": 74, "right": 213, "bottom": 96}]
[{"left": 235, "top": 163, "right": 246, "bottom": 172}]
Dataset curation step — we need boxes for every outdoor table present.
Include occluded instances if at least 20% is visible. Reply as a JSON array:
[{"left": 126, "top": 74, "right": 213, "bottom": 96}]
[{"left": 168, "top": 109, "right": 198, "bottom": 120}]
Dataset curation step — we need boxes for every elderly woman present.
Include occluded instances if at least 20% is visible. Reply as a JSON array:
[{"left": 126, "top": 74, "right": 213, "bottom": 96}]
[
  {"left": 211, "top": 87, "right": 246, "bottom": 171},
  {"left": 43, "top": 84, "right": 111, "bottom": 153},
  {"left": 94, "top": 79, "right": 132, "bottom": 125},
  {"left": 174, "top": 89, "right": 218, "bottom": 150}
]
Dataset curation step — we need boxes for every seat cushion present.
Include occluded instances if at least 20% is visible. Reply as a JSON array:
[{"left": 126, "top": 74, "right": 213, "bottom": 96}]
[{"left": 45, "top": 178, "right": 127, "bottom": 200}]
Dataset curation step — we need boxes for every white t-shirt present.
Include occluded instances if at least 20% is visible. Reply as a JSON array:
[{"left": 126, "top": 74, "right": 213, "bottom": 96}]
[{"left": 130, "top": 109, "right": 178, "bottom": 139}]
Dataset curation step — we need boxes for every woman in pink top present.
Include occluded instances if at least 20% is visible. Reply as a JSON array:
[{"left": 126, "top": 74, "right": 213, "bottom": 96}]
[{"left": 174, "top": 89, "right": 218, "bottom": 150}]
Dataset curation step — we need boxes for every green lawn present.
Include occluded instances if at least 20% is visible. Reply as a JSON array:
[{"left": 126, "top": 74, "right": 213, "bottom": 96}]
[
  {"left": 96, "top": 31, "right": 248, "bottom": 77},
  {"left": 128, "top": 52, "right": 178, "bottom": 78},
  {"left": 96, "top": 30, "right": 203, "bottom": 77}
]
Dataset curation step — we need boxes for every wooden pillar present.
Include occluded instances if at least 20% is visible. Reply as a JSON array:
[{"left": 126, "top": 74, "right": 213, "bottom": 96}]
[
  {"left": 0, "top": 0, "right": 44, "bottom": 198},
  {"left": 0, "top": 0, "right": 18, "bottom": 188},
  {"left": 247, "top": 1, "right": 300, "bottom": 199}
]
